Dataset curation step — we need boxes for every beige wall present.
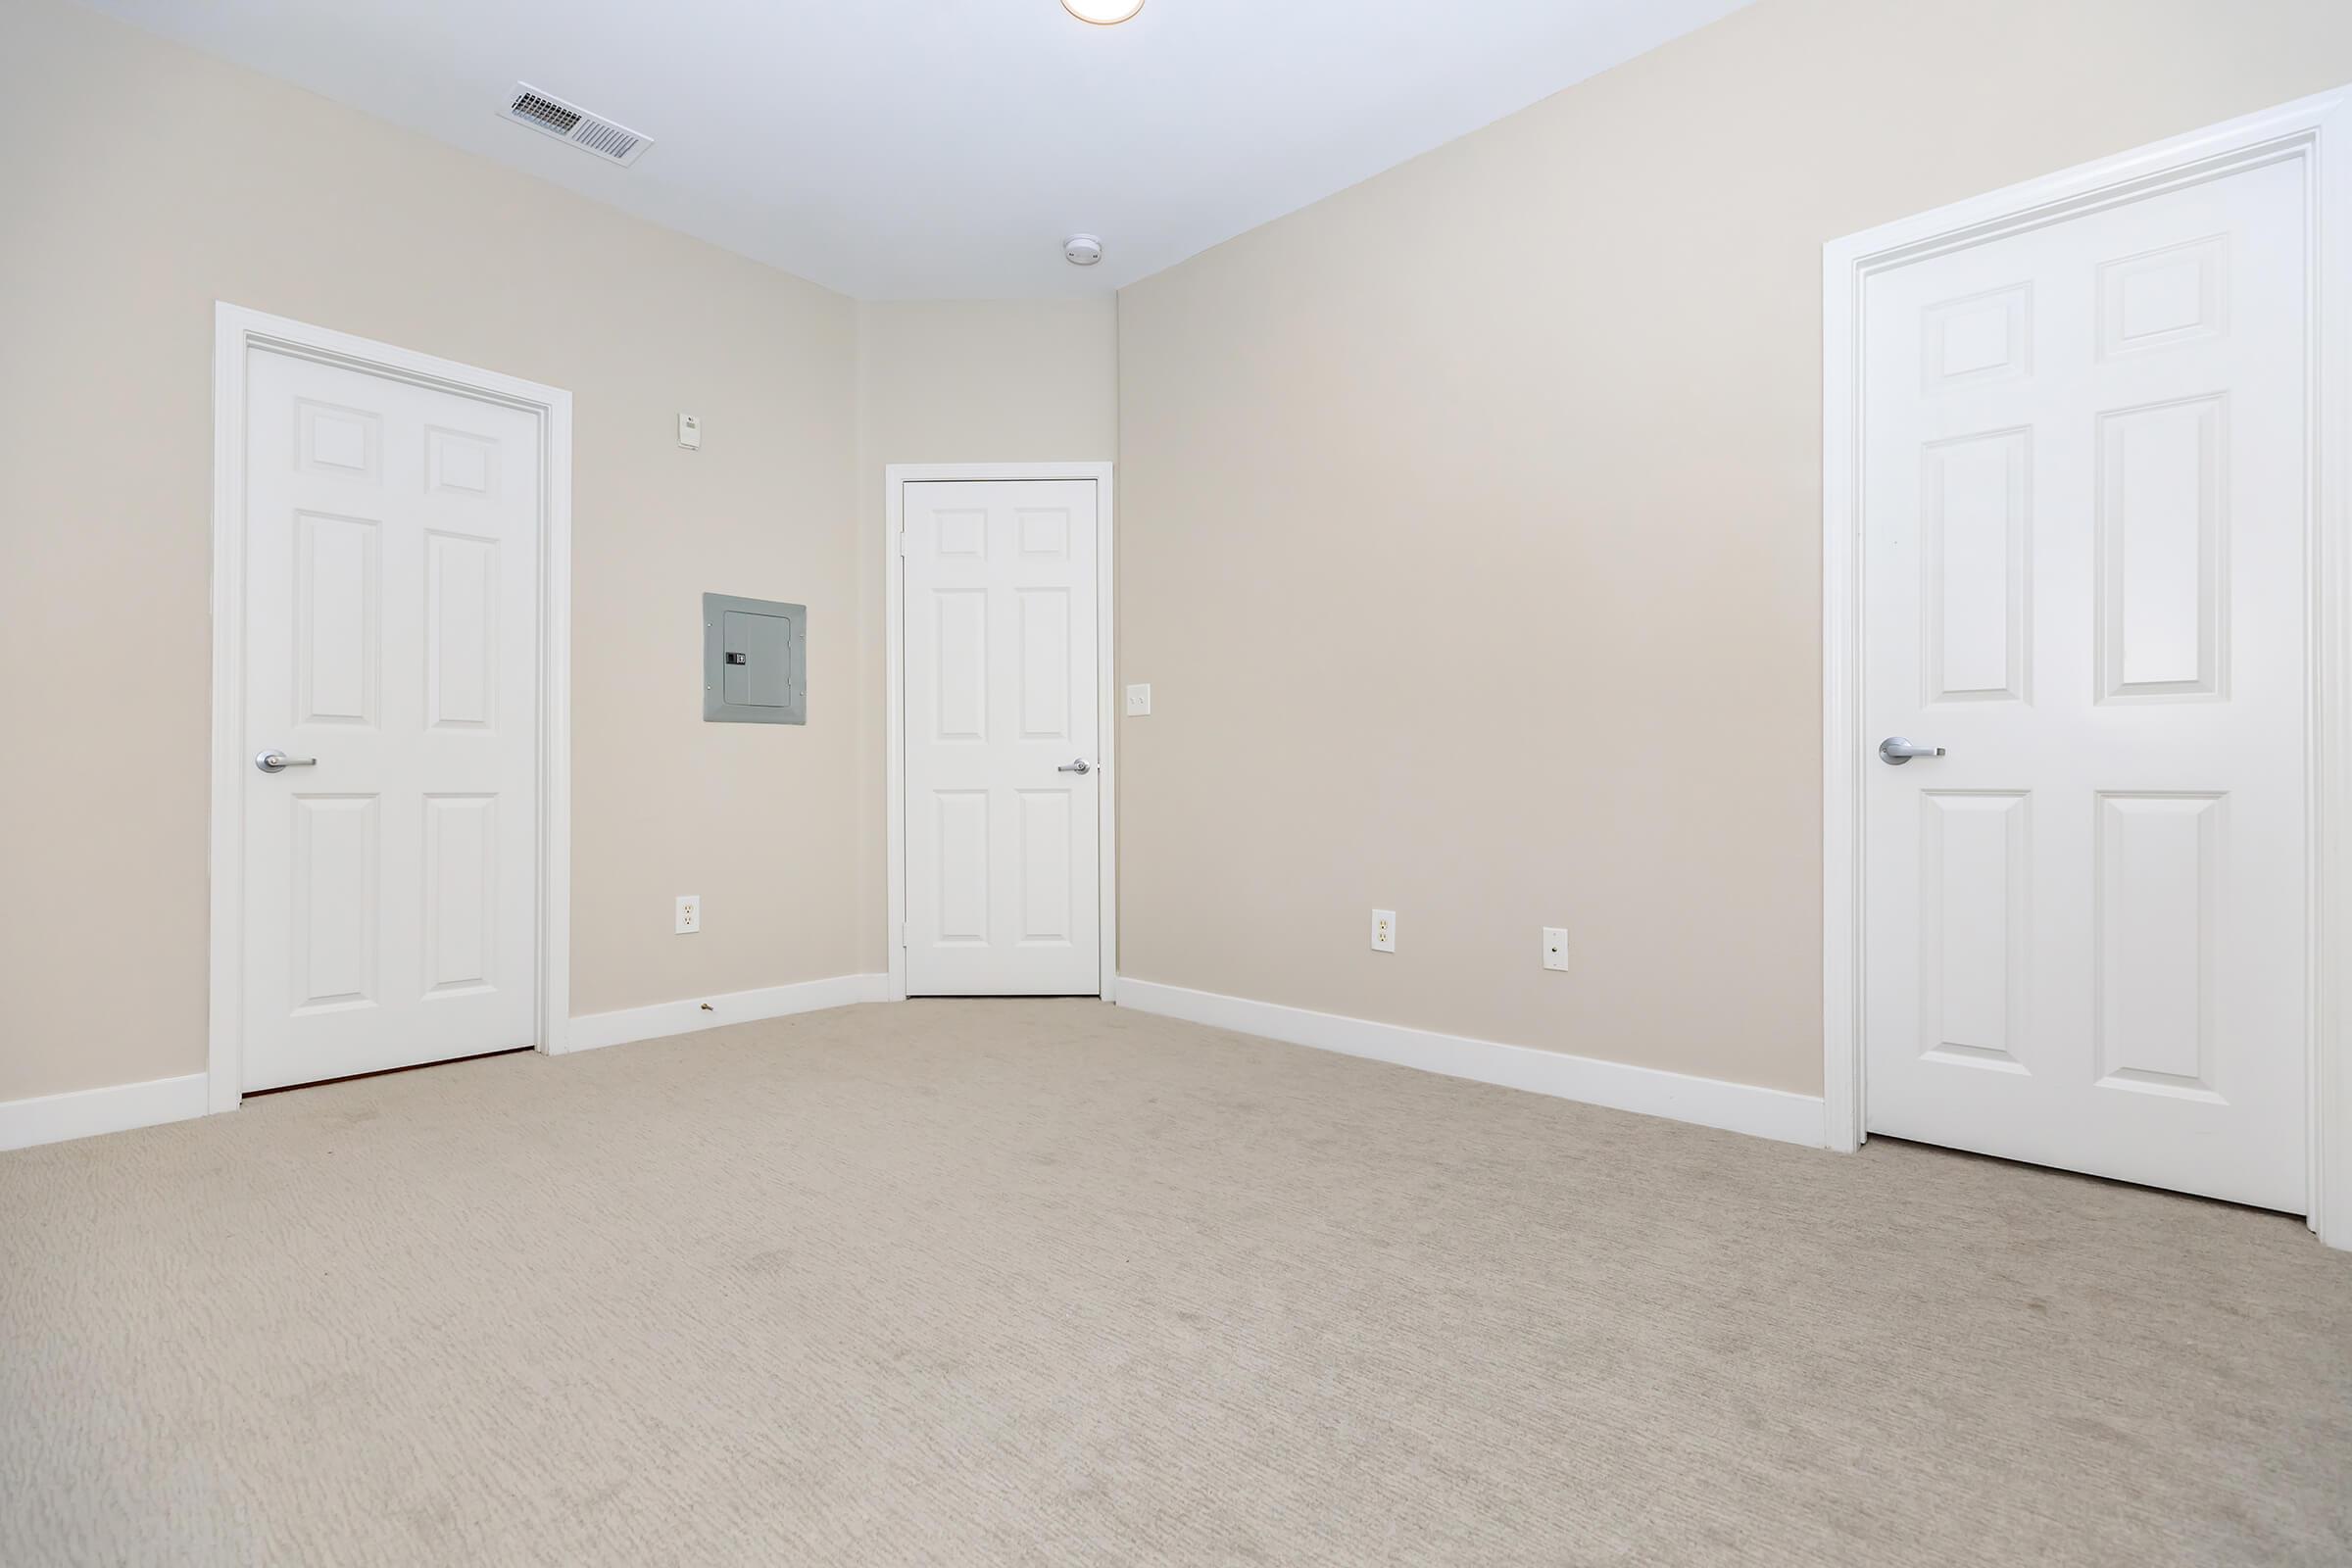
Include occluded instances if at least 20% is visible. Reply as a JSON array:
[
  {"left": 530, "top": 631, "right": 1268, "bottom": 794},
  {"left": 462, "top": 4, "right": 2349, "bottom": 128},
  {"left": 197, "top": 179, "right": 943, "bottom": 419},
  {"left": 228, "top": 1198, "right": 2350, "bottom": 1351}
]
[
  {"left": 850, "top": 299, "right": 1121, "bottom": 948},
  {"left": 0, "top": 0, "right": 868, "bottom": 1100},
  {"left": 1113, "top": 0, "right": 2352, "bottom": 1095},
  {"left": 0, "top": 0, "right": 1125, "bottom": 1106},
  {"left": 856, "top": 301, "right": 1118, "bottom": 467},
  {"left": 12, "top": 0, "right": 2345, "bottom": 1112}
]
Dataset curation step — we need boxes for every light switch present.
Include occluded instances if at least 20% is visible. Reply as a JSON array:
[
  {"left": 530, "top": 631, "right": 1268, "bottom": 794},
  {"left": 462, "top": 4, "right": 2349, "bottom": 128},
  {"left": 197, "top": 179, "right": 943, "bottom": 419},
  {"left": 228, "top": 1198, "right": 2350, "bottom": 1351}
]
[
  {"left": 678, "top": 413, "right": 702, "bottom": 450},
  {"left": 1125, "top": 684, "right": 1152, "bottom": 716}
]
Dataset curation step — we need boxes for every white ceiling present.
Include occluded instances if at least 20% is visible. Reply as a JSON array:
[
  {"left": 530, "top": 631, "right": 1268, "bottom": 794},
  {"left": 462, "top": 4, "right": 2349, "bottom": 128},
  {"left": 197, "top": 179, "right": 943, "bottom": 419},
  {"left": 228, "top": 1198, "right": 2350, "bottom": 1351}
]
[{"left": 85, "top": 0, "right": 1749, "bottom": 299}]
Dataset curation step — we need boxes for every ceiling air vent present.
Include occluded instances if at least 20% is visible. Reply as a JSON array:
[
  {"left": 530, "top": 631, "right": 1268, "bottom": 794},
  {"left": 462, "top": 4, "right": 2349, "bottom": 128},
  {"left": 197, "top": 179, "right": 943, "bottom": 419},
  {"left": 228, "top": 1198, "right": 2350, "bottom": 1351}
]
[{"left": 502, "top": 83, "right": 652, "bottom": 168}]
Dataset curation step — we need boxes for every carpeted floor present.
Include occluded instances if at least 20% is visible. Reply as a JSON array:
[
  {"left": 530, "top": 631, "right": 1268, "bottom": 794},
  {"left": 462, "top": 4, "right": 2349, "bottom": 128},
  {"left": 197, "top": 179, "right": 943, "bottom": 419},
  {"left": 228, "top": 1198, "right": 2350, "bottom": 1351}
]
[{"left": 3, "top": 1000, "right": 2348, "bottom": 1566}]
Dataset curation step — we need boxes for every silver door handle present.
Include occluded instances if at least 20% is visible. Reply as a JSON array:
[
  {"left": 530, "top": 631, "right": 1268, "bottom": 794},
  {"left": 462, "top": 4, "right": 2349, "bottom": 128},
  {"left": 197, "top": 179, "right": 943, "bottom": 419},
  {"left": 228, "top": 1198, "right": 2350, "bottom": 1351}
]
[
  {"left": 255, "top": 750, "right": 318, "bottom": 773},
  {"left": 1057, "top": 760, "right": 1092, "bottom": 775},
  {"left": 1878, "top": 736, "right": 1946, "bottom": 765}
]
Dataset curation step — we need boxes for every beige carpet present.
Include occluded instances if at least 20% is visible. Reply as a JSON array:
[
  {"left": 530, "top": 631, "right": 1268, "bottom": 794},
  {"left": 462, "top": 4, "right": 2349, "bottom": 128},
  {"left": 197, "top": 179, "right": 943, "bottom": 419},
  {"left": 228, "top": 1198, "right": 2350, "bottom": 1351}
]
[{"left": 3, "top": 1000, "right": 2348, "bottom": 1566}]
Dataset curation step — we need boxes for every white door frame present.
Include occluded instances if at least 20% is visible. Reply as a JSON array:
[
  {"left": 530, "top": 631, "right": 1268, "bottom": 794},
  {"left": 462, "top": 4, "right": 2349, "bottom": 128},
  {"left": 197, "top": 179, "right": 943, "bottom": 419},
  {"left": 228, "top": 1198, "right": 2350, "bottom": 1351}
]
[
  {"left": 1822, "top": 86, "right": 2352, "bottom": 1246},
  {"left": 209, "top": 303, "right": 573, "bottom": 1111},
  {"left": 884, "top": 462, "right": 1116, "bottom": 1002}
]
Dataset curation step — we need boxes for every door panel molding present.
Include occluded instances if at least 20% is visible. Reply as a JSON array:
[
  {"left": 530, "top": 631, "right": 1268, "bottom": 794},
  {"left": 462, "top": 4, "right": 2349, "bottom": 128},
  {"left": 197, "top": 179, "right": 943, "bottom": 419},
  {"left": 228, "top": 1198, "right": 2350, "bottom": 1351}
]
[
  {"left": 885, "top": 463, "right": 1116, "bottom": 1002},
  {"left": 211, "top": 304, "right": 573, "bottom": 1111},
  {"left": 1823, "top": 86, "right": 2352, "bottom": 1247}
]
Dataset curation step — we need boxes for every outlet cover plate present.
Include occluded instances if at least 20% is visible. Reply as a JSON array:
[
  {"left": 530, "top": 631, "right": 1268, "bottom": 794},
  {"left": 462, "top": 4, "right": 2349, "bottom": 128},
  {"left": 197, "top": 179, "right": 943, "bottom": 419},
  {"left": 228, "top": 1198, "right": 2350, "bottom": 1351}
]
[
  {"left": 1371, "top": 909, "right": 1396, "bottom": 953},
  {"left": 1542, "top": 927, "right": 1569, "bottom": 971},
  {"left": 675, "top": 895, "right": 701, "bottom": 935},
  {"left": 1126, "top": 683, "right": 1152, "bottom": 715}
]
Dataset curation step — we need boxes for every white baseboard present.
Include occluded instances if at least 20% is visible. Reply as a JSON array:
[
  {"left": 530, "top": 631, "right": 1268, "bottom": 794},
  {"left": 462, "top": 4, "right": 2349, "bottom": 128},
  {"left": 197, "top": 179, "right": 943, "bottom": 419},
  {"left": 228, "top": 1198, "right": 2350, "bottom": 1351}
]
[
  {"left": 562, "top": 973, "right": 891, "bottom": 1054},
  {"left": 0, "top": 1072, "right": 212, "bottom": 1153},
  {"left": 5, "top": 979, "right": 1817, "bottom": 1154},
  {"left": 1113, "top": 978, "right": 1827, "bottom": 1149}
]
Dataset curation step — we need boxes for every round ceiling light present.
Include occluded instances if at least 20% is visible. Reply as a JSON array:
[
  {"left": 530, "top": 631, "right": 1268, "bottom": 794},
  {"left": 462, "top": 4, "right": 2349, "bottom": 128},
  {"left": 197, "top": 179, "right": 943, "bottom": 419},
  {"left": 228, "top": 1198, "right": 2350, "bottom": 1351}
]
[{"left": 1062, "top": 0, "right": 1145, "bottom": 24}]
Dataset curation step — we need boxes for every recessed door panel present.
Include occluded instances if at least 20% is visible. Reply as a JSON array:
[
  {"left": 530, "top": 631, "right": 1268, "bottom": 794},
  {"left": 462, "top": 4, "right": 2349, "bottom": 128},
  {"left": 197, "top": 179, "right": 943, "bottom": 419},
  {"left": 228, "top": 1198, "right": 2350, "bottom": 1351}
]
[
  {"left": 426, "top": 531, "right": 498, "bottom": 730},
  {"left": 1922, "top": 283, "right": 2031, "bottom": 389},
  {"left": 2098, "top": 397, "right": 2227, "bottom": 700},
  {"left": 295, "top": 513, "right": 380, "bottom": 727},
  {"left": 933, "top": 591, "right": 988, "bottom": 742},
  {"left": 1922, "top": 430, "right": 2031, "bottom": 705},
  {"left": 291, "top": 795, "right": 378, "bottom": 1012},
  {"left": 2096, "top": 794, "right": 2223, "bottom": 1097},
  {"left": 1018, "top": 588, "right": 1071, "bottom": 740},
  {"left": 426, "top": 425, "right": 501, "bottom": 497},
  {"left": 1918, "top": 792, "right": 2030, "bottom": 1072},
  {"left": 1017, "top": 789, "right": 1075, "bottom": 944},
  {"left": 935, "top": 791, "right": 991, "bottom": 945},
  {"left": 423, "top": 794, "right": 498, "bottom": 997},
  {"left": 2098, "top": 236, "right": 2228, "bottom": 358},
  {"left": 298, "top": 400, "right": 380, "bottom": 479}
]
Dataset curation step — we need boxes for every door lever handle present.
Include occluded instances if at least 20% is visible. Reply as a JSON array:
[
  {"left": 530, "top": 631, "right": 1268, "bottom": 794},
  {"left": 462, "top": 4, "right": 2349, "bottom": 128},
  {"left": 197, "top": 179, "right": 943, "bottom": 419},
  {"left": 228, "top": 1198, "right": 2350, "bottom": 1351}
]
[
  {"left": 255, "top": 750, "right": 318, "bottom": 773},
  {"left": 1877, "top": 736, "right": 1946, "bottom": 766},
  {"left": 1056, "top": 759, "right": 1092, "bottom": 775}
]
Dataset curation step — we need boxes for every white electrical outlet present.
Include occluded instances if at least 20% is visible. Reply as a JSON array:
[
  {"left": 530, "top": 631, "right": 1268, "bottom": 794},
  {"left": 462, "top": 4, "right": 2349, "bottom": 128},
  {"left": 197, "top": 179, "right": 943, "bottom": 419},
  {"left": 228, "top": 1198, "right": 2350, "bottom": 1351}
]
[
  {"left": 1542, "top": 927, "right": 1569, "bottom": 971},
  {"left": 1371, "top": 909, "right": 1396, "bottom": 953},
  {"left": 1126, "top": 683, "right": 1152, "bottom": 716},
  {"left": 675, "top": 895, "right": 701, "bottom": 935}
]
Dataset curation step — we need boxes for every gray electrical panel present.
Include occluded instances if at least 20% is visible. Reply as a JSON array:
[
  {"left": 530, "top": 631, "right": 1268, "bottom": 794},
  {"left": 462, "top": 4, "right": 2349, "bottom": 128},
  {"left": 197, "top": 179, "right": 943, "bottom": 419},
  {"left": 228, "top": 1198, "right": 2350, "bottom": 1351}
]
[{"left": 703, "top": 593, "right": 807, "bottom": 724}]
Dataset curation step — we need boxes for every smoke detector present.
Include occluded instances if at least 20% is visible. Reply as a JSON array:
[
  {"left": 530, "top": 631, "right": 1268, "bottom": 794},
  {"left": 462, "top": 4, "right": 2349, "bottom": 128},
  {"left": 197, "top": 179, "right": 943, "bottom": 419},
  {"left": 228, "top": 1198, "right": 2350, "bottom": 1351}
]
[
  {"left": 1064, "top": 234, "right": 1104, "bottom": 267},
  {"left": 502, "top": 84, "right": 653, "bottom": 168}
]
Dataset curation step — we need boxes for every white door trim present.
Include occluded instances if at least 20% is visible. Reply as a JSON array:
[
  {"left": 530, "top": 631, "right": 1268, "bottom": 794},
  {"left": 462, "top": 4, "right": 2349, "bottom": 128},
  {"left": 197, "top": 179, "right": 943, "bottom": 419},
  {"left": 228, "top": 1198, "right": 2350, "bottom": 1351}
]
[
  {"left": 209, "top": 303, "right": 573, "bottom": 1112},
  {"left": 884, "top": 462, "right": 1116, "bottom": 1002},
  {"left": 1822, "top": 86, "right": 2352, "bottom": 1247}
]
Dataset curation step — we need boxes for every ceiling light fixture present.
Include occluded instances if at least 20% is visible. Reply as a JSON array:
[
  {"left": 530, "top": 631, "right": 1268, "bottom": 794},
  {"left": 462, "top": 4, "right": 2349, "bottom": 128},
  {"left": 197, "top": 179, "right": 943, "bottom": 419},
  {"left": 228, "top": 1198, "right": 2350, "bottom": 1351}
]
[{"left": 1061, "top": 0, "right": 1145, "bottom": 24}]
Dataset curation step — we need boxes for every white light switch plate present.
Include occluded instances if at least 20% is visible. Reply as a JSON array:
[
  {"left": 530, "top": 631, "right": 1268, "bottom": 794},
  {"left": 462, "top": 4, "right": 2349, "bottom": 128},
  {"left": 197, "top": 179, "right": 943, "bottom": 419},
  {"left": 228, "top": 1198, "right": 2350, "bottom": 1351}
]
[
  {"left": 675, "top": 895, "right": 701, "bottom": 934},
  {"left": 1371, "top": 909, "right": 1396, "bottom": 953},
  {"left": 1542, "top": 927, "right": 1569, "bottom": 971},
  {"left": 1126, "top": 683, "right": 1152, "bottom": 715},
  {"left": 677, "top": 413, "right": 702, "bottom": 449}
]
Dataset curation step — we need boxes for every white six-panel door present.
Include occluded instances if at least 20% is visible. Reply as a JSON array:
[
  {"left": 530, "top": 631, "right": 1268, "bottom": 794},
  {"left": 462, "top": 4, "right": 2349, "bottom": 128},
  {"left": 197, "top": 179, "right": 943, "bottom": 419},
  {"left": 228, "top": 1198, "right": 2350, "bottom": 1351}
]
[
  {"left": 1861, "top": 158, "right": 2307, "bottom": 1209},
  {"left": 903, "top": 479, "right": 1102, "bottom": 995},
  {"left": 239, "top": 348, "right": 542, "bottom": 1091}
]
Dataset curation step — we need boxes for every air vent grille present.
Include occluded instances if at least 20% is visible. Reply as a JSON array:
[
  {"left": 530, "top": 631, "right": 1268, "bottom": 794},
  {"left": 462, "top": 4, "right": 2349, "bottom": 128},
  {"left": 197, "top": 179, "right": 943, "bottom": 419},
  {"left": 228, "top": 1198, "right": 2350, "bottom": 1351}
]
[
  {"left": 510, "top": 90, "right": 581, "bottom": 136},
  {"left": 502, "top": 83, "right": 652, "bottom": 168},
  {"left": 572, "top": 120, "right": 641, "bottom": 163}
]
